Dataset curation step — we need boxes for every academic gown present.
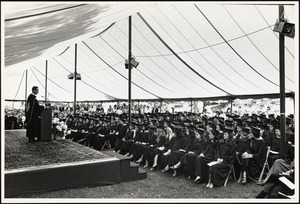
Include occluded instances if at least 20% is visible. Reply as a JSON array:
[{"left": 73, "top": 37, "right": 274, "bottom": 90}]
[
  {"left": 236, "top": 138, "right": 251, "bottom": 171},
  {"left": 159, "top": 135, "right": 187, "bottom": 168},
  {"left": 247, "top": 138, "right": 267, "bottom": 180},
  {"left": 194, "top": 140, "right": 217, "bottom": 183},
  {"left": 114, "top": 130, "right": 134, "bottom": 154},
  {"left": 131, "top": 131, "right": 150, "bottom": 161},
  {"left": 181, "top": 139, "right": 206, "bottom": 179},
  {"left": 210, "top": 140, "right": 237, "bottom": 187},
  {"left": 143, "top": 135, "right": 165, "bottom": 167},
  {"left": 167, "top": 137, "right": 194, "bottom": 168},
  {"left": 122, "top": 129, "right": 143, "bottom": 154},
  {"left": 25, "top": 93, "right": 44, "bottom": 141}
]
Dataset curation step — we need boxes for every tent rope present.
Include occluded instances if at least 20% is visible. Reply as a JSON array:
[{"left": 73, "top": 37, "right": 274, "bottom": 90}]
[
  {"left": 59, "top": 51, "right": 122, "bottom": 93},
  {"left": 30, "top": 67, "right": 58, "bottom": 100},
  {"left": 82, "top": 41, "right": 162, "bottom": 99},
  {"left": 195, "top": 4, "right": 281, "bottom": 89},
  {"left": 13, "top": 70, "right": 25, "bottom": 100},
  {"left": 128, "top": 22, "right": 213, "bottom": 95},
  {"left": 254, "top": 5, "right": 295, "bottom": 59},
  {"left": 172, "top": 4, "right": 268, "bottom": 93},
  {"left": 96, "top": 34, "right": 178, "bottom": 94},
  {"left": 223, "top": 5, "right": 294, "bottom": 84},
  {"left": 106, "top": 24, "right": 191, "bottom": 94},
  {"left": 137, "top": 12, "right": 232, "bottom": 96},
  {"left": 52, "top": 57, "right": 117, "bottom": 99},
  {"left": 157, "top": 5, "right": 247, "bottom": 92}
]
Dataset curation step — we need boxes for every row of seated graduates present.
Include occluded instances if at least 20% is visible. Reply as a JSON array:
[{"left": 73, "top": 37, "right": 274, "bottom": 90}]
[
  {"left": 111, "top": 112, "right": 295, "bottom": 188},
  {"left": 62, "top": 110, "right": 294, "bottom": 154},
  {"left": 64, "top": 113, "right": 128, "bottom": 150}
]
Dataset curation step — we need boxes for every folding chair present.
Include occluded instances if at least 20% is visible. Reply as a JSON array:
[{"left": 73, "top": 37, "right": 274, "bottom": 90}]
[
  {"left": 258, "top": 146, "right": 271, "bottom": 183},
  {"left": 224, "top": 165, "right": 236, "bottom": 187},
  {"left": 101, "top": 139, "right": 111, "bottom": 150}
]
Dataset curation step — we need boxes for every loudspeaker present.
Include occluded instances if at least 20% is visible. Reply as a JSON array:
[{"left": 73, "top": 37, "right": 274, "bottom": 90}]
[
  {"left": 273, "top": 21, "right": 285, "bottom": 32},
  {"left": 273, "top": 21, "right": 295, "bottom": 38},
  {"left": 76, "top": 73, "right": 81, "bottom": 80},
  {"left": 125, "top": 58, "right": 139, "bottom": 69},
  {"left": 67, "top": 73, "right": 74, "bottom": 79},
  {"left": 131, "top": 58, "right": 139, "bottom": 68},
  {"left": 125, "top": 59, "right": 129, "bottom": 69},
  {"left": 67, "top": 73, "right": 81, "bottom": 80},
  {"left": 281, "top": 22, "right": 295, "bottom": 38}
]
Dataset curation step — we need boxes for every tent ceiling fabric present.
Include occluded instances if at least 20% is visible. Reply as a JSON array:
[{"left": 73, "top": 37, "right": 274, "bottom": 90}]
[{"left": 2, "top": 2, "right": 297, "bottom": 102}]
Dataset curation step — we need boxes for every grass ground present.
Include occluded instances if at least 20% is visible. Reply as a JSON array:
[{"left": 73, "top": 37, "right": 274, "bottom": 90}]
[
  {"left": 5, "top": 130, "right": 264, "bottom": 200},
  {"left": 16, "top": 169, "right": 263, "bottom": 200}
]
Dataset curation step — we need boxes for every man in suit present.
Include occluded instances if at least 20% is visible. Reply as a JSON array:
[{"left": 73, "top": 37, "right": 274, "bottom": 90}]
[{"left": 25, "top": 86, "right": 45, "bottom": 142}]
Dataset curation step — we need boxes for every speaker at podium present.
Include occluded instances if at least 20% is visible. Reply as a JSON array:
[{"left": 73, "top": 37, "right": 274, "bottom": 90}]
[{"left": 40, "top": 108, "right": 52, "bottom": 142}]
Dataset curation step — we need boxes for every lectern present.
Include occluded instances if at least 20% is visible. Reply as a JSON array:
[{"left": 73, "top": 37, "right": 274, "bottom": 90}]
[{"left": 41, "top": 108, "right": 52, "bottom": 142}]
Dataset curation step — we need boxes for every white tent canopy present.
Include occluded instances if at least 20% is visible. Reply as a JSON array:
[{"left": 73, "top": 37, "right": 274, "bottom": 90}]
[{"left": 2, "top": 2, "right": 298, "bottom": 102}]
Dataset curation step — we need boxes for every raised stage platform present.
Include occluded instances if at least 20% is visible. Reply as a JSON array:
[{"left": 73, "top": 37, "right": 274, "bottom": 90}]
[{"left": 4, "top": 130, "right": 147, "bottom": 198}]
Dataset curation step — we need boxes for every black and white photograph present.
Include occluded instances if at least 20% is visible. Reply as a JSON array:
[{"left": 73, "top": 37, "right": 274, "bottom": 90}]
[{"left": 1, "top": 1, "right": 299, "bottom": 203}]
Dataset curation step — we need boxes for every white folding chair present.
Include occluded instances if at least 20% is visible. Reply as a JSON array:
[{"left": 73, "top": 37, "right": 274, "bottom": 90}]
[
  {"left": 258, "top": 146, "right": 271, "bottom": 183},
  {"left": 101, "top": 139, "right": 111, "bottom": 150},
  {"left": 224, "top": 165, "right": 236, "bottom": 187}
]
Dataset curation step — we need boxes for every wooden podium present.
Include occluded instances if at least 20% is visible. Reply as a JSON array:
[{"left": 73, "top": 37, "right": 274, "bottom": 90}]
[{"left": 40, "top": 108, "right": 52, "bottom": 142}]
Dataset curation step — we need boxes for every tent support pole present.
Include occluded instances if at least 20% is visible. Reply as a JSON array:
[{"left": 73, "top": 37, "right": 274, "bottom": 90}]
[
  {"left": 160, "top": 100, "right": 163, "bottom": 113},
  {"left": 128, "top": 16, "right": 132, "bottom": 125},
  {"left": 230, "top": 97, "right": 233, "bottom": 115},
  {"left": 279, "top": 5, "right": 286, "bottom": 158},
  {"left": 45, "top": 60, "right": 48, "bottom": 103},
  {"left": 25, "top": 69, "right": 28, "bottom": 105},
  {"left": 74, "top": 43, "right": 77, "bottom": 117},
  {"left": 292, "top": 93, "right": 295, "bottom": 115},
  {"left": 191, "top": 98, "right": 193, "bottom": 113}
]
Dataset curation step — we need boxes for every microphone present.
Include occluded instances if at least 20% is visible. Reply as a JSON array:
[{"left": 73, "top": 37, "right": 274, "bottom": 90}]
[{"left": 41, "top": 96, "right": 51, "bottom": 107}]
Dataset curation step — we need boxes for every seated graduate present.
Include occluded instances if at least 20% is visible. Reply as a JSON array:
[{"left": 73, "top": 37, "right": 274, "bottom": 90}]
[
  {"left": 242, "top": 126, "right": 267, "bottom": 182},
  {"left": 132, "top": 123, "right": 156, "bottom": 165},
  {"left": 193, "top": 122, "right": 217, "bottom": 184},
  {"left": 255, "top": 168, "right": 294, "bottom": 198},
  {"left": 90, "top": 118, "right": 110, "bottom": 150},
  {"left": 236, "top": 127, "right": 252, "bottom": 184},
  {"left": 124, "top": 122, "right": 144, "bottom": 157},
  {"left": 180, "top": 127, "right": 207, "bottom": 180},
  {"left": 160, "top": 123, "right": 187, "bottom": 175},
  {"left": 139, "top": 123, "right": 160, "bottom": 168},
  {"left": 257, "top": 141, "right": 294, "bottom": 186},
  {"left": 129, "top": 123, "right": 149, "bottom": 162},
  {"left": 150, "top": 121, "right": 171, "bottom": 171},
  {"left": 206, "top": 127, "right": 237, "bottom": 188},
  {"left": 143, "top": 123, "right": 165, "bottom": 168},
  {"left": 84, "top": 117, "right": 103, "bottom": 148},
  {"left": 268, "top": 123, "right": 281, "bottom": 167},
  {"left": 114, "top": 121, "right": 136, "bottom": 155},
  {"left": 109, "top": 116, "right": 127, "bottom": 149},
  {"left": 166, "top": 124, "right": 200, "bottom": 177}
]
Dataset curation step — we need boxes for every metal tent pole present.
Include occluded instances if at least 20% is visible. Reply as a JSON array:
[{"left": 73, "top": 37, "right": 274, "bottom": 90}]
[
  {"left": 128, "top": 16, "right": 132, "bottom": 125},
  {"left": 45, "top": 60, "right": 48, "bottom": 103},
  {"left": 279, "top": 5, "right": 286, "bottom": 158},
  {"left": 230, "top": 97, "right": 233, "bottom": 115},
  {"left": 74, "top": 43, "right": 78, "bottom": 117},
  {"left": 25, "top": 69, "right": 28, "bottom": 104}
]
